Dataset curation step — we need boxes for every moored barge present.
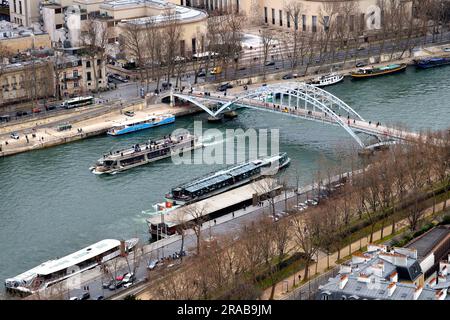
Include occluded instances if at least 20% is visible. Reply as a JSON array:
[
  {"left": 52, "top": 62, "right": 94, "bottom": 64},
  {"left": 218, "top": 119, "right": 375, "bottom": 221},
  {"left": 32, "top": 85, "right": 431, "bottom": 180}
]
[{"left": 351, "top": 63, "right": 407, "bottom": 79}]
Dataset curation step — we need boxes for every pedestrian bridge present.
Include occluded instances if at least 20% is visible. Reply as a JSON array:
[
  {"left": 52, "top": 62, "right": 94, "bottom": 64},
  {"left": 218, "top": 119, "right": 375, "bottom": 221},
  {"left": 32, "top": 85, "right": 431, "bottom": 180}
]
[{"left": 169, "top": 82, "right": 419, "bottom": 149}]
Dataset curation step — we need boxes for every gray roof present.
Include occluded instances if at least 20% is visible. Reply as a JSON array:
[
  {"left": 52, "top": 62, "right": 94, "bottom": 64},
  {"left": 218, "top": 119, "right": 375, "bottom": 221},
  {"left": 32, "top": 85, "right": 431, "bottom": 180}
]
[
  {"left": 319, "top": 276, "right": 439, "bottom": 300},
  {"left": 405, "top": 226, "right": 450, "bottom": 261}
]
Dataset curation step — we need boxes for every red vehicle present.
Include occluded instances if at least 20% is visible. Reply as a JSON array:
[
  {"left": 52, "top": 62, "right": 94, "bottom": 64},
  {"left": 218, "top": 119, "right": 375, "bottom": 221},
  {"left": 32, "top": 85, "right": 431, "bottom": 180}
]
[{"left": 32, "top": 107, "right": 42, "bottom": 114}]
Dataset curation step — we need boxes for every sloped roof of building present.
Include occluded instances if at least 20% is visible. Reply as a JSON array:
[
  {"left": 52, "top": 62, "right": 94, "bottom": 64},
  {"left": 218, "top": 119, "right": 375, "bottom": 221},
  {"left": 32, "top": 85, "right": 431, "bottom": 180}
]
[{"left": 405, "top": 225, "right": 450, "bottom": 261}]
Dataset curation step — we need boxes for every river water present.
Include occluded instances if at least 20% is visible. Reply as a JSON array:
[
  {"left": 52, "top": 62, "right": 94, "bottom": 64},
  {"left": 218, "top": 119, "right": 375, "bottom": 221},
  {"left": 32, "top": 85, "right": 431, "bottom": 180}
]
[{"left": 0, "top": 66, "right": 449, "bottom": 297}]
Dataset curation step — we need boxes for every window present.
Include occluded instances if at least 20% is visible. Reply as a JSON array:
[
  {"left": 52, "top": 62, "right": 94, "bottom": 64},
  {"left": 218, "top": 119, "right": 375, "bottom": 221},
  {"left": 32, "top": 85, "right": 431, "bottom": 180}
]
[
  {"left": 13, "top": 0, "right": 16, "bottom": 13},
  {"left": 279, "top": 10, "right": 283, "bottom": 27},
  {"left": 360, "top": 13, "right": 365, "bottom": 31},
  {"left": 321, "top": 294, "right": 329, "bottom": 300},
  {"left": 73, "top": 70, "right": 78, "bottom": 77},
  {"left": 55, "top": 8, "right": 62, "bottom": 14},
  {"left": 74, "top": 81, "right": 79, "bottom": 88},
  {"left": 264, "top": 7, "right": 268, "bottom": 24},
  {"left": 323, "top": 16, "right": 330, "bottom": 32},
  {"left": 18, "top": 0, "right": 22, "bottom": 14},
  {"left": 180, "top": 40, "right": 185, "bottom": 57},
  {"left": 98, "top": 70, "right": 102, "bottom": 78},
  {"left": 87, "top": 72, "right": 92, "bottom": 81},
  {"left": 56, "top": 24, "right": 63, "bottom": 29},
  {"left": 97, "top": 59, "right": 101, "bottom": 65},
  {"left": 350, "top": 15, "right": 355, "bottom": 32},
  {"left": 272, "top": 8, "right": 275, "bottom": 25},
  {"left": 287, "top": 12, "right": 290, "bottom": 28},
  {"left": 86, "top": 61, "right": 91, "bottom": 68},
  {"left": 312, "top": 16, "right": 317, "bottom": 33},
  {"left": 191, "top": 38, "right": 196, "bottom": 54},
  {"left": 302, "top": 15, "right": 306, "bottom": 32}
]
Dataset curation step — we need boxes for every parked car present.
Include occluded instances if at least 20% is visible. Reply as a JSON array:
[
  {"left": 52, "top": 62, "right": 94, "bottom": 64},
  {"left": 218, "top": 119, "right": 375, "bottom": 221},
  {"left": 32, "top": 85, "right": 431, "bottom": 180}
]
[
  {"left": 443, "top": 48, "right": 450, "bottom": 52},
  {"left": 282, "top": 73, "right": 294, "bottom": 80},
  {"left": 124, "top": 111, "right": 135, "bottom": 117},
  {"left": 306, "top": 199, "right": 318, "bottom": 206},
  {"left": 357, "top": 46, "right": 366, "bottom": 51},
  {"left": 108, "top": 281, "right": 122, "bottom": 290},
  {"left": 0, "top": 115, "right": 11, "bottom": 123},
  {"left": 356, "top": 62, "right": 367, "bottom": 68},
  {"left": 147, "top": 259, "right": 159, "bottom": 270},
  {"left": 217, "top": 83, "right": 233, "bottom": 92},
  {"left": 32, "top": 107, "right": 42, "bottom": 114},
  {"left": 197, "top": 70, "right": 206, "bottom": 77},
  {"left": 96, "top": 295, "right": 105, "bottom": 300},
  {"left": 80, "top": 291, "right": 90, "bottom": 300},
  {"left": 45, "top": 105, "right": 57, "bottom": 111},
  {"left": 265, "top": 60, "right": 275, "bottom": 66},
  {"left": 10, "top": 132, "right": 19, "bottom": 140},
  {"left": 102, "top": 280, "right": 112, "bottom": 289},
  {"left": 122, "top": 273, "right": 135, "bottom": 284},
  {"left": 15, "top": 111, "right": 28, "bottom": 117},
  {"left": 69, "top": 297, "right": 79, "bottom": 300},
  {"left": 123, "top": 282, "right": 133, "bottom": 288}
]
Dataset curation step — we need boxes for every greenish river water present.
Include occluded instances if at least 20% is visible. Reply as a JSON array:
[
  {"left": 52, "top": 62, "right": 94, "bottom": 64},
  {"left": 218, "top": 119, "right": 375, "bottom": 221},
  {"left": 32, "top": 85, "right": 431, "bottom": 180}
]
[{"left": 0, "top": 66, "right": 449, "bottom": 297}]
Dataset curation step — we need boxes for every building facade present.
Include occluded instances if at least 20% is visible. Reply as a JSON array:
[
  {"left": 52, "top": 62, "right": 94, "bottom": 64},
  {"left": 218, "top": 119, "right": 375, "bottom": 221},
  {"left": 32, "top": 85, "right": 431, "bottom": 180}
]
[
  {"left": 9, "top": 0, "right": 41, "bottom": 26},
  {"left": 0, "top": 20, "right": 51, "bottom": 53}
]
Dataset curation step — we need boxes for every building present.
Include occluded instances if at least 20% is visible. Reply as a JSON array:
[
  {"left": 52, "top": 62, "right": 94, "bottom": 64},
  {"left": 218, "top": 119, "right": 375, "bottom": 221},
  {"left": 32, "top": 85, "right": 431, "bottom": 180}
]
[
  {"left": 55, "top": 52, "right": 107, "bottom": 97},
  {"left": 405, "top": 225, "right": 450, "bottom": 279},
  {"left": 9, "top": 0, "right": 41, "bottom": 26},
  {"left": 0, "top": 20, "right": 51, "bottom": 53},
  {"left": 183, "top": 0, "right": 413, "bottom": 33},
  {"left": 0, "top": 57, "right": 55, "bottom": 106},
  {"left": 100, "top": 0, "right": 208, "bottom": 56},
  {"left": 316, "top": 244, "right": 450, "bottom": 300}
]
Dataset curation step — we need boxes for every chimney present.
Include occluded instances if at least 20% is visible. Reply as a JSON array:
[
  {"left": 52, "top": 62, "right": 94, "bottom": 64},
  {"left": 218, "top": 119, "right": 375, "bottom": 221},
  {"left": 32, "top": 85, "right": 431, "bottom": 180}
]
[
  {"left": 393, "top": 254, "right": 408, "bottom": 267},
  {"left": 413, "top": 285, "right": 423, "bottom": 300},
  {"left": 387, "top": 282, "right": 397, "bottom": 297},
  {"left": 435, "top": 289, "right": 447, "bottom": 301},
  {"left": 339, "top": 275, "right": 349, "bottom": 289},
  {"left": 389, "top": 271, "right": 398, "bottom": 283},
  {"left": 357, "top": 273, "right": 370, "bottom": 283},
  {"left": 429, "top": 277, "right": 437, "bottom": 287},
  {"left": 119, "top": 239, "right": 126, "bottom": 257},
  {"left": 340, "top": 264, "right": 352, "bottom": 274}
]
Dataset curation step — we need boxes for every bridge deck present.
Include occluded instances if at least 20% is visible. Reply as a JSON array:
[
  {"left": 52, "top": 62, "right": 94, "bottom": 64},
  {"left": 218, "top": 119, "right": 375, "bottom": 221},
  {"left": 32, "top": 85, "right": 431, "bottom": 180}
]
[{"left": 181, "top": 91, "right": 420, "bottom": 144}]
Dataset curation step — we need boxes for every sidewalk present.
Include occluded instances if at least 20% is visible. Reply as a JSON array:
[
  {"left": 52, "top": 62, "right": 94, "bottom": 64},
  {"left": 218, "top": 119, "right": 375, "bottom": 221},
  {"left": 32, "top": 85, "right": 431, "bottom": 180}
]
[{"left": 261, "top": 201, "right": 448, "bottom": 300}]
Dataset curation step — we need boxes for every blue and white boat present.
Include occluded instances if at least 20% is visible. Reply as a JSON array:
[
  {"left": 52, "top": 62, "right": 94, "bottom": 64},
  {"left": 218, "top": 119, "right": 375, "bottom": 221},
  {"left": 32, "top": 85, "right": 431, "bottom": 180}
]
[{"left": 107, "top": 113, "right": 175, "bottom": 136}]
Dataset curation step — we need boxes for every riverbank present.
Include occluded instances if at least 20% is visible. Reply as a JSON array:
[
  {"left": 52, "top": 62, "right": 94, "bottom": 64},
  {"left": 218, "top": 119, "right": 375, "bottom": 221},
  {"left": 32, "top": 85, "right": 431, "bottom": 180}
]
[{"left": 0, "top": 103, "right": 201, "bottom": 158}]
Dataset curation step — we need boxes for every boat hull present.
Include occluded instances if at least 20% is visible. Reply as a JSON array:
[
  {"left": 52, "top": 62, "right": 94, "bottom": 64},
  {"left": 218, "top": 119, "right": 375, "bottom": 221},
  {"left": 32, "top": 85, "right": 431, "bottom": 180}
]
[
  {"left": 414, "top": 58, "right": 450, "bottom": 69},
  {"left": 311, "top": 76, "right": 344, "bottom": 87}
]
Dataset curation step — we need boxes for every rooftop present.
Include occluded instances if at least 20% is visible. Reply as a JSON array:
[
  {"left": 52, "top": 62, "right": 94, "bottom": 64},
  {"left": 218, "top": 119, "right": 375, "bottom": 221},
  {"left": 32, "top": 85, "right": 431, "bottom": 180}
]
[{"left": 405, "top": 225, "right": 450, "bottom": 261}]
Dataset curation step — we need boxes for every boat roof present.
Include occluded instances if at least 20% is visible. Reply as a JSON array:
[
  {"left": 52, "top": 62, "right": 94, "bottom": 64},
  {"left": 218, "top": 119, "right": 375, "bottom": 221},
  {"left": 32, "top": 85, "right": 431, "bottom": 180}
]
[
  {"left": 112, "top": 113, "right": 174, "bottom": 127},
  {"left": 8, "top": 239, "right": 121, "bottom": 281},
  {"left": 379, "top": 64, "right": 401, "bottom": 70},
  {"left": 174, "top": 153, "right": 284, "bottom": 194}
]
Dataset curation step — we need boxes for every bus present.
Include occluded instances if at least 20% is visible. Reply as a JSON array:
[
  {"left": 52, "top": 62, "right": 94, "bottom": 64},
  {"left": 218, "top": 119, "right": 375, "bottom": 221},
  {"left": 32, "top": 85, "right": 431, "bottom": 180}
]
[
  {"left": 61, "top": 96, "right": 95, "bottom": 109},
  {"left": 192, "top": 51, "right": 219, "bottom": 61}
]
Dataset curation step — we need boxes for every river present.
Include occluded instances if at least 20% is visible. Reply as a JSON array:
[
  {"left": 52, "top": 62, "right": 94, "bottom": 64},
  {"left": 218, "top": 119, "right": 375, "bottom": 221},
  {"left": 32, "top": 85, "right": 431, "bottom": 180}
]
[{"left": 0, "top": 66, "right": 449, "bottom": 298}]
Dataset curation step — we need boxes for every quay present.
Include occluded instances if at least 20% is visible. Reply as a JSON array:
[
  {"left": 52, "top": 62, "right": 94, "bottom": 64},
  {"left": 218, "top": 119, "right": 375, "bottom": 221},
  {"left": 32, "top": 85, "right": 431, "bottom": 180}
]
[{"left": 0, "top": 102, "right": 201, "bottom": 158}]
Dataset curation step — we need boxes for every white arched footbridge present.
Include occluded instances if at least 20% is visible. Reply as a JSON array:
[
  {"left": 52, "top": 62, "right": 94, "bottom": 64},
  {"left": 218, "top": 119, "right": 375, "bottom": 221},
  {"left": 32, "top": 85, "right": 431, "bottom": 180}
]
[{"left": 168, "top": 82, "right": 419, "bottom": 149}]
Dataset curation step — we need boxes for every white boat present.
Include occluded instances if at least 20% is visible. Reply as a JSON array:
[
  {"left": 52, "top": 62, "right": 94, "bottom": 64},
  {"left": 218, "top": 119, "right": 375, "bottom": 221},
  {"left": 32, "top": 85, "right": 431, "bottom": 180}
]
[
  {"left": 310, "top": 73, "right": 344, "bottom": 87},
  {"left": 5, "top": 238, "right": 139, "bottom": 295}
]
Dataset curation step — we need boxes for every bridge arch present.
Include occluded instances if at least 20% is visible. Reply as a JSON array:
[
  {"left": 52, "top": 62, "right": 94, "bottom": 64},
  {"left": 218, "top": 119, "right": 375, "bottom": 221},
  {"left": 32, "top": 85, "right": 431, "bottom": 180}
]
[{"left": 172, "top": 82, "right": 368, "bottom": 148}]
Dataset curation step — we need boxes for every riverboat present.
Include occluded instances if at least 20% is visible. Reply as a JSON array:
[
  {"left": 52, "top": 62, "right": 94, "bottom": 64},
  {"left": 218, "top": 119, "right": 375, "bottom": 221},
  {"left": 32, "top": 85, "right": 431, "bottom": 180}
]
[
  {"left": 165, "top": 153, "right": 291, "bottom": 206},
  {"left": 107, "top": 113, "right": 175, "bottom": 136},
  {"left": 90, "top": 133, "right": 202, "bottom": 174},
  {"left": 5, "top": 238, "right": 139, "bottom": 295},
  {"left": 309, "top": 73, "right": 344, "bottom": 87},
  {"left": 414, "top": 57, "right": 450, "bottom": 69},
  {"left": 351, "top": 63, "right": 407, "bottom": 79}
]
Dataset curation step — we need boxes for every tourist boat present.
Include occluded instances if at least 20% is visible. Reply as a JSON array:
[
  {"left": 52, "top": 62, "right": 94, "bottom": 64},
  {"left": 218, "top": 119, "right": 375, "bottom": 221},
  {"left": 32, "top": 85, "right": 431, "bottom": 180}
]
[
  {"left": 90, "top": 133, "right": 202, "bottom": 174},
  {"left": 107, "top": 113, "right": 175, "bottom": 136},
  {"left": 165, "top": 153, "right": 291, "bottom": 206},
  {"left": 351, "top": 63, "right": 407, "bottom": 79},
  {"left": 309, "top": 73, "right": 344, "bottom": 87},
  {"left": 4, "top": 238, "right": 139, "bottom": 295},
  {"left": 414, "top": 57, "right": 450, "bottom": 69}
]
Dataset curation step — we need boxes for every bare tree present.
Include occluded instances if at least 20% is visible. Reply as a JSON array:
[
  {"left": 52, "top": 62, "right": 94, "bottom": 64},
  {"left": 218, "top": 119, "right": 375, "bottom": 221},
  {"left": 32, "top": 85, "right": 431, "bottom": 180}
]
[
  {"left": 82, "top": 18, "right": 110, "bottom": 92},
  {"left": 183, "top": 203, "right": 207, "bottom": 255},
  {"left": 259, "top": 28, "right": 276, "bottom": 80}
]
